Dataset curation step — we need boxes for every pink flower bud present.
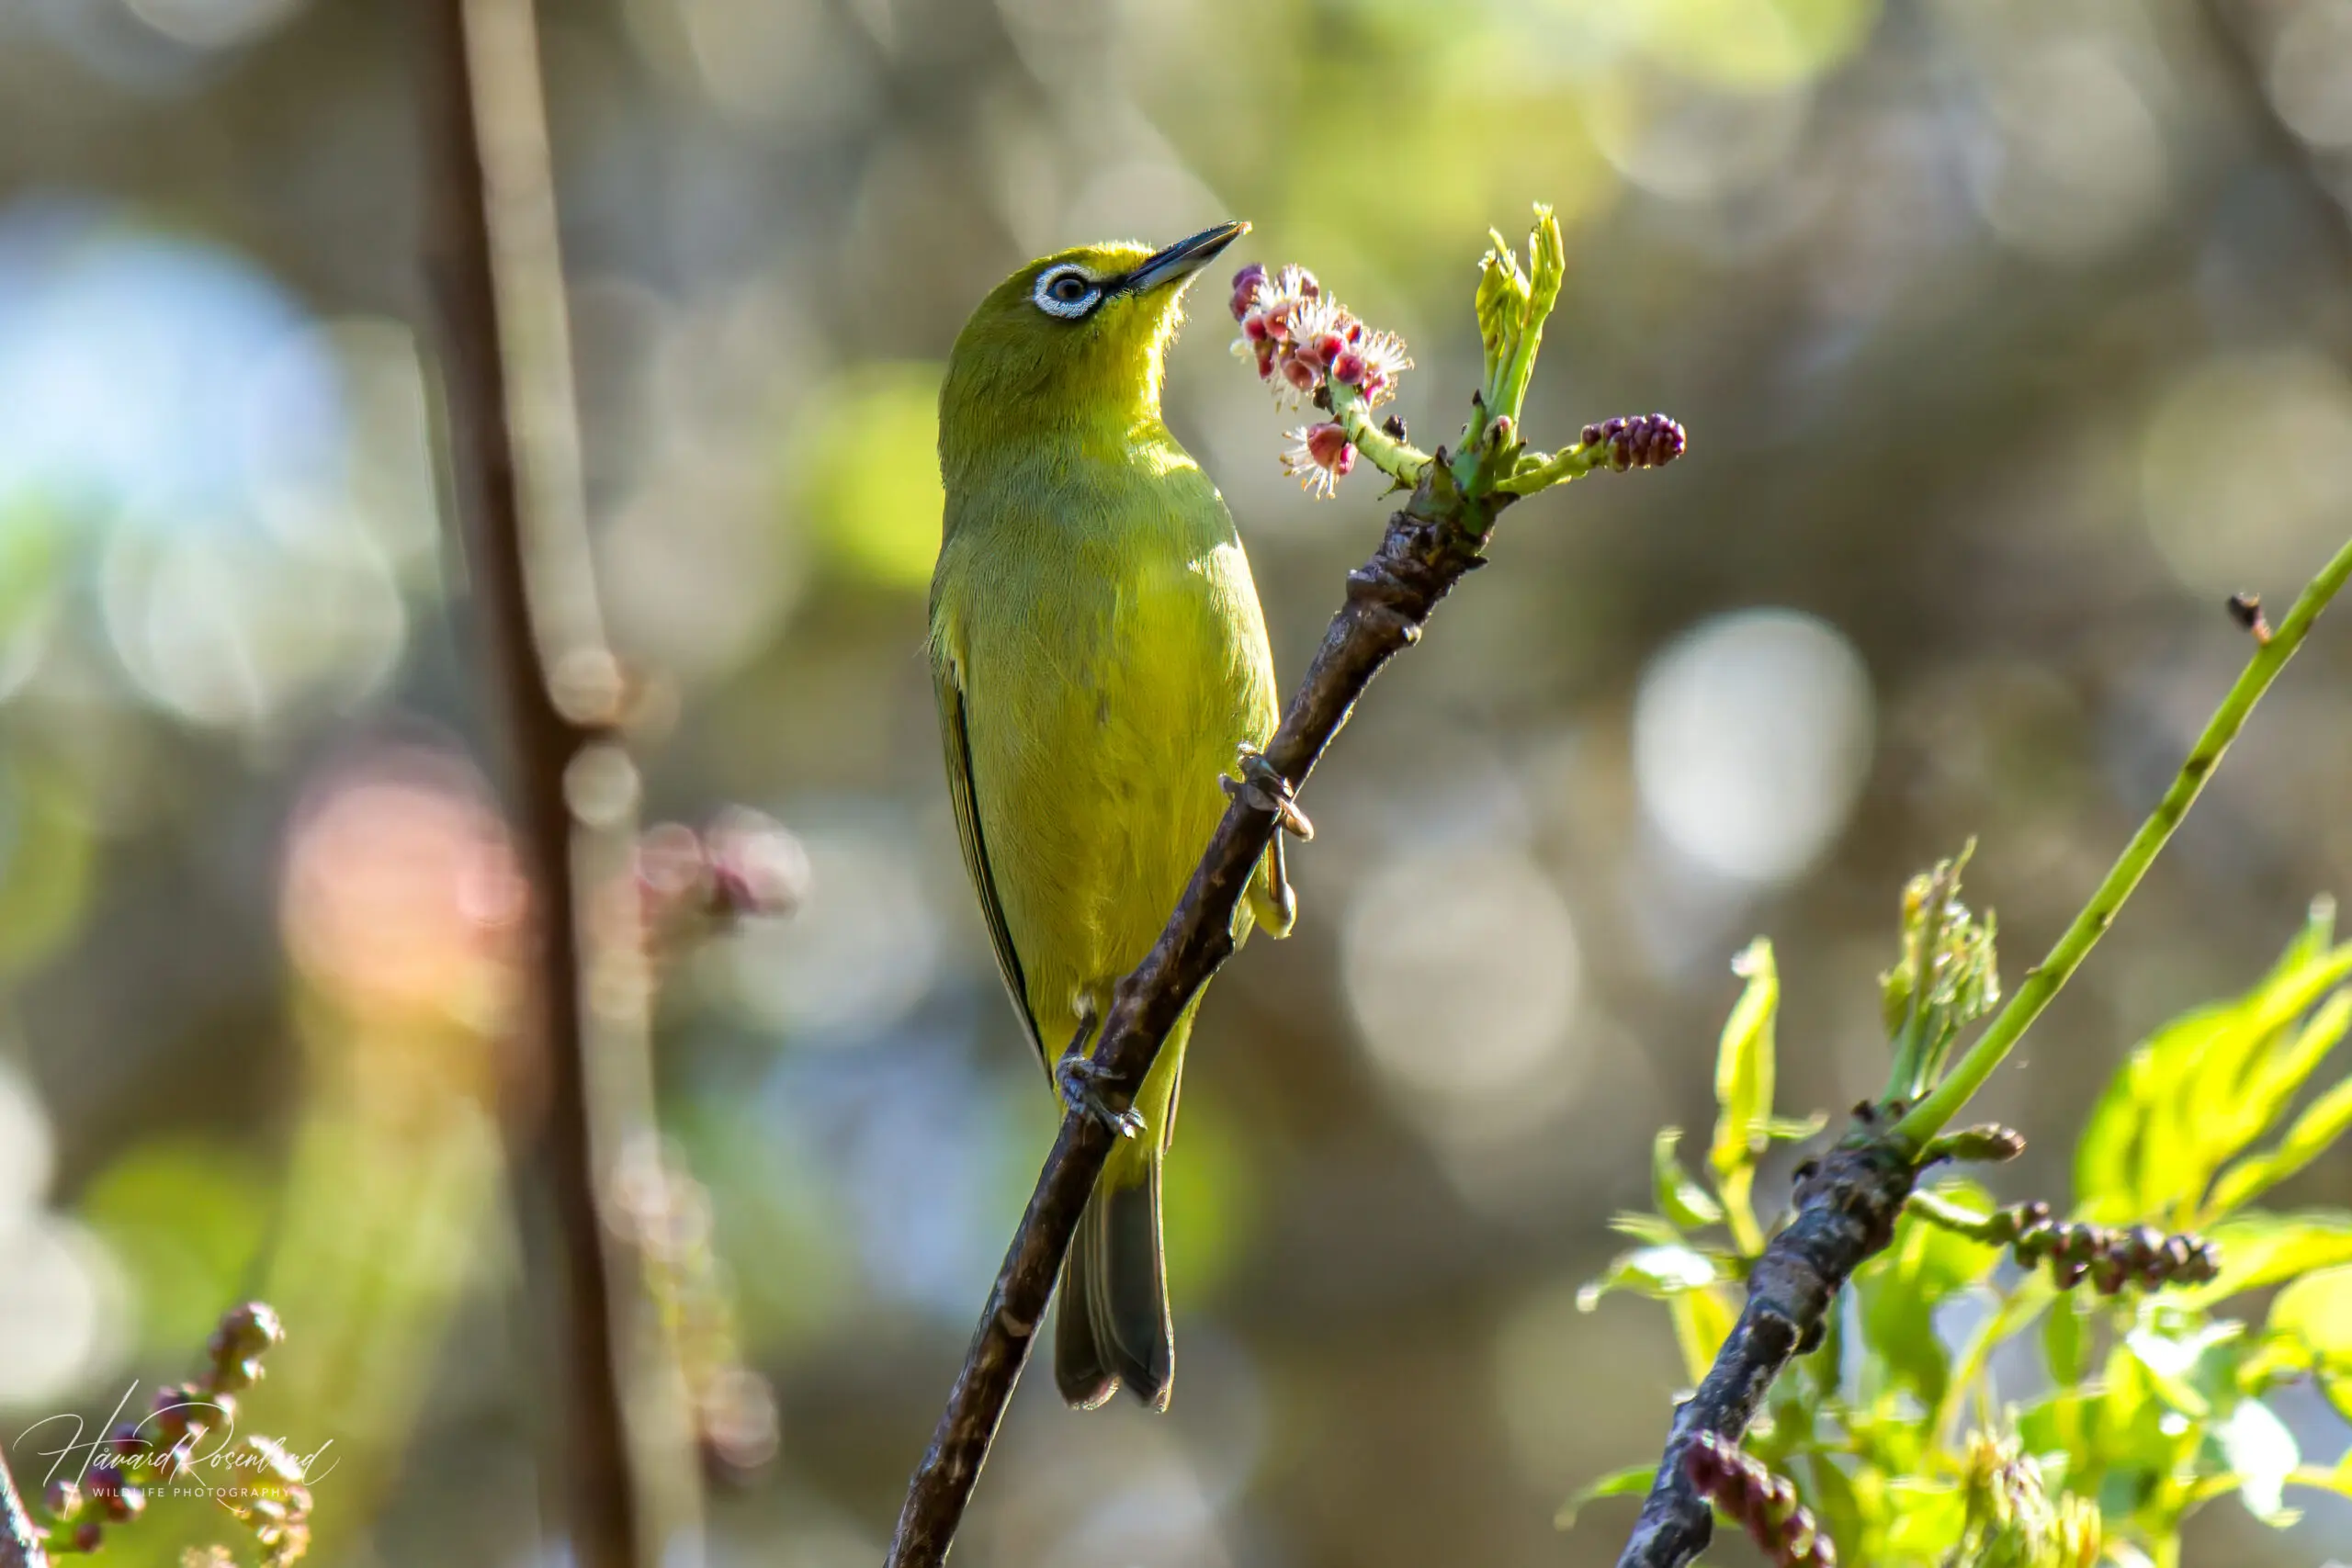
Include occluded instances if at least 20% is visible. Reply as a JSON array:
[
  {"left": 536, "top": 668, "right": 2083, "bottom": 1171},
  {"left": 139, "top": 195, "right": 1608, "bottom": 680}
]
[
  {"left": 1228, "top": 264, "right": 1266, "bottom": 321},
  {"left": 1306, "top": 423, "right": 1352, "bottom": 470}
]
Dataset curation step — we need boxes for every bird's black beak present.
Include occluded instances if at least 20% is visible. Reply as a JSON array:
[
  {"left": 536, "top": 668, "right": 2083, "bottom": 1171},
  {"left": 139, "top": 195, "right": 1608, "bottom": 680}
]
[{"left": 1123, "top": 220, "right": 1250, "bottom": 295}]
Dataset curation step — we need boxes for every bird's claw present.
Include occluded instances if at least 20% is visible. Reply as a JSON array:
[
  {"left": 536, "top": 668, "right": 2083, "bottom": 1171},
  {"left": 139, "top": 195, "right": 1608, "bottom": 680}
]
[
  {"left": 1057, "top": 1054, "right": 1146, "bottom": 1140},
  {"left": 1223, "top": 747, "right": 1314, "bottom": 840}
]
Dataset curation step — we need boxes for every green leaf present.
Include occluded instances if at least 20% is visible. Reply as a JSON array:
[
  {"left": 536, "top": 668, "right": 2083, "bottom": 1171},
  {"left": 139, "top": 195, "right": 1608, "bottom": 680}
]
[
  {"left": 2287, "top": 1457, "right": 2352, "bottom": 1502},
  {"left": 1610, "top": 1211, "right": 1686, "bottom": 1247},
  {"left": 1668, "top": 1283, "right": 1739, "bottom": 1384},
  {"left": 2269, "top": 1264, "right": 2352, "bottom": 1357},
  {"left": 2179, "top": 946, "right": 2352, "bottom": 1181},
  {"left": 1881, "top": 1478, "right": 1966, "bottom": 1558},
  {"left": 2017, "top": 1389, "right": 2098, "bottom": 1482},
  {"left": 1711, "top": 940, "right": 1780, "bottom": 1172},
  {"left": 2211, "top": 1398, "right": 2301, "bottom": 1524},
  {"left": 2075, "top": 1027, "right": 2197, "bottom": 1219},
  {"left": 1577, "top": 1244, "right": 1717, "bottom": 1311},
  {"left": 2044, "top": 1292, "right": 2089, "bottom": 1387},
  {"left": 2225, "top": 988, "right": 2352, "bottom": 1173},
  {"left": 1555, "top": 1464, "right": 1654, "bottom": 1529},
  {"left": 2271, "top": 1264, "right": 2352, "bottom": 1420},
  {"left": 2123, "top": 1322, "right": 2242, "bottom": 1417},
  {"left": 2073, "top": 922, "right": 2352, "bottom": 1225},
  {"left": 2181, "top": 1211, "right": 2352, "bottom": 1305},
  {"left": 1711, "top": 939, "right": 1779, "bottom": 1255},
  {"left": 1653, "top": 1129, "right": 1723, "bottom": 1230},
  {"left": 2208, "top": 1073, "right": 2352, "bottom": 1213},
  {"left": 1856, "top": 1180, "right": 2002, "bottom": 1404}
]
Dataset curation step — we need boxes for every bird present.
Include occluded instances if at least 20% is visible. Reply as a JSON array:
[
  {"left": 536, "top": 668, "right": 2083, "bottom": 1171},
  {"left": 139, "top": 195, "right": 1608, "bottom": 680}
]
[{"left": 930, "top": 220, "right": 1294, "bottom": 1411}]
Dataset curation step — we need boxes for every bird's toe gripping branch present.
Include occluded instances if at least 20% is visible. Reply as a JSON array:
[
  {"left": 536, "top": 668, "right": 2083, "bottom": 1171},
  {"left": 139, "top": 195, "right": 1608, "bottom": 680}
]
[
  {"left": 1055, "top": 1052, "right": 1146, "bottom": 1141},
  {"left": 1222, "top": 746, "right": 1314, "bottom": 840}
]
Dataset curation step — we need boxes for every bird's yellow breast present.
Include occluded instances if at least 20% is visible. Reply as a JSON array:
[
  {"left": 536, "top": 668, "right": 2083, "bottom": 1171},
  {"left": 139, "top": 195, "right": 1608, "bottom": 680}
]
[{"left": 931, "top": 434, "right": 1278, "bottom": 1043}]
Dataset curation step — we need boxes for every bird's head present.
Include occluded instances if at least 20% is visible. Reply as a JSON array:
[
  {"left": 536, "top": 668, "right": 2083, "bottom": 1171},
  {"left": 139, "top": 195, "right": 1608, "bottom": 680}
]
[{"left": 940, "top": 221, "right": 1247, "bottom": 471}]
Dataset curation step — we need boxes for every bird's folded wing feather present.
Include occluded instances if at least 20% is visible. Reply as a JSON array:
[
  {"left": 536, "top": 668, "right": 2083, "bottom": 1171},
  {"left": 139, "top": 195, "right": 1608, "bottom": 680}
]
[{"left": 935, "top": 656, "right": 1049, "bottom": 1071}]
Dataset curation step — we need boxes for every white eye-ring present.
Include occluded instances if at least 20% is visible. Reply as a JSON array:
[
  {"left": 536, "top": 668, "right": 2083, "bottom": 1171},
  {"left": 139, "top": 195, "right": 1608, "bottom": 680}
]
[{"left": 1032, "top": 265, "right": 1103, "bottom": 320}]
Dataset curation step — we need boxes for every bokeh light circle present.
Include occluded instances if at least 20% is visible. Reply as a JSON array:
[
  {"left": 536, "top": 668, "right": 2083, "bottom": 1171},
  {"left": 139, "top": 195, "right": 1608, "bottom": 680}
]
[
  {"left": 1633, "top": 609, "right": 1874, "bottom": 883},
  {"left": 1341, "top": 848, "right": 1586, "bottom": 1123},
  {"left": 2143, "top": 349, "right": 2352, "bottom": 598}
]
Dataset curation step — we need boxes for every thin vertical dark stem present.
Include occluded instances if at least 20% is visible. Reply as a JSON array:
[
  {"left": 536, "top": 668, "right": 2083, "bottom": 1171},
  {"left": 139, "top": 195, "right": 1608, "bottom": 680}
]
[{"left": 414, "top": 5, "right": 643, "bottom": 1565}]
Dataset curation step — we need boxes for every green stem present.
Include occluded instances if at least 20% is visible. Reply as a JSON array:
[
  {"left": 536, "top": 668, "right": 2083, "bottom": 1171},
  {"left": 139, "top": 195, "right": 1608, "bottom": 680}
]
[
  {"left": 1492, "top": 441, "right": 1606, "bottom": 496},
  {"left": 1331, "top": 385, "right": 1431, "bottom": 486},
  {"left": 1930, "top": 1279, "right": 2053, "bottom": 1450},
  {"left": 1893, "top": 533, "right": 2352, "bottom": 1151},
  {"left": 1904, "top": 1188, "right": 2004, "bottom": 1243}
]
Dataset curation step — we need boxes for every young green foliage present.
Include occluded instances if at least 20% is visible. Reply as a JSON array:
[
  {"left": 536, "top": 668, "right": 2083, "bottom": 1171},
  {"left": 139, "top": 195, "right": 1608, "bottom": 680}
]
[
  {"left": 1882, "top": 848, "right": 2001, "bottom": 1102},
  {"left": 1573, "top": 907, "right": 2352, "bottom": 1566},
  {"left": 1712, "top": 939, "right": 1778, "bottom": 1256},
  {"left": 2074, "top": 897, "right": 2352, "bottom": 1230}
]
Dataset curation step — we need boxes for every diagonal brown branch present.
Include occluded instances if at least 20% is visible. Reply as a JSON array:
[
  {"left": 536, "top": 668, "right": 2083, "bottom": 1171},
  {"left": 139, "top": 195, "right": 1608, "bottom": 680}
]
[
  {"left": 0, "top": 1445, "right": 48, "bottom": 1568},
  {"left": 888, "top": 427, "right": 1673, "bottom": 1563},
  {"left": 1613, "top": 1132, "right": 1916, "bottom": 1568},
  {"left": 414, "top": 5, "right": 651, "bottom": 1564}
]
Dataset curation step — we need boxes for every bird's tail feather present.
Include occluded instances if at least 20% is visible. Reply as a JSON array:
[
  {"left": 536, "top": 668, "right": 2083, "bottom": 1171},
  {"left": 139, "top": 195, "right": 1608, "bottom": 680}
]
[{"left": 1056, "top": 1133, "right": 1171, "bottom": 1410}]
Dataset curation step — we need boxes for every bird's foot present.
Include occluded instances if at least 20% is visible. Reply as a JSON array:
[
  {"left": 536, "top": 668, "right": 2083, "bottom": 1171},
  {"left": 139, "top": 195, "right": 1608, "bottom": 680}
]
[
  {"left": 1223, "top": 747, "right": 1314, "bottom": 840},
  {"left": 1057, "top": 1053, "right": 1146, "bottom": 1141}
]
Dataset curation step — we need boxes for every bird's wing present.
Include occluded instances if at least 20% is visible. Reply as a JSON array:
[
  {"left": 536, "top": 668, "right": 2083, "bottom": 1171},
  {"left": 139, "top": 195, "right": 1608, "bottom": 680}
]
[{"left": 934, "top": 654, "right": 1049, "bottom": 1069}]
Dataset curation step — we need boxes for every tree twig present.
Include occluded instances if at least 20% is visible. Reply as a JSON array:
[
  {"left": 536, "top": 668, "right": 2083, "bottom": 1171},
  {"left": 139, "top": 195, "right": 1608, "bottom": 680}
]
[
  {"left": 888, "top": 425, "right": 1668, "bottom": 1565},
  {"left": 0, "top": 1445, "right": 48, "bottom": 1568},
  {"left": 1615, "top": 533, "right": 2352, "bottom": 1568},
  {"left": 1891, "top": 527, "right": 2352, "bottom": 1150},
  {"left": 415, "top": 5, "right": 649, "bottom": 1564},
  {"left": 1612, "top": 1131, "right": 1916, "bottom": 1568}
]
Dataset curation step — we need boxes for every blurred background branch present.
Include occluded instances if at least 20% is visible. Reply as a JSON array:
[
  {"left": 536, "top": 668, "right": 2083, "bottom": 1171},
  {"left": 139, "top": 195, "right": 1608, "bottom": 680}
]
[{"left": 415, "top": 3, "right": 688, "bottom": 1564}]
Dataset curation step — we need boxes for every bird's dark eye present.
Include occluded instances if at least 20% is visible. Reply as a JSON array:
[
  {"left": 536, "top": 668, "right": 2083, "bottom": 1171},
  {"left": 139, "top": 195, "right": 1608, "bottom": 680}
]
[{"left": 1032, "top": 266, "right": 1102, "bottom": 318}]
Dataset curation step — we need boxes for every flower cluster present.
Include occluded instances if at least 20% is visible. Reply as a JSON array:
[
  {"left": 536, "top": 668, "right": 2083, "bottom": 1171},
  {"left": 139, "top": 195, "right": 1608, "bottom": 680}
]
[
  {"left": 1682, "top": 1432, "right": 1838, "bottom": 1568},
  {"left": 44, "top": 1302, "right": 311, "bottom": 1563},
  {"left": 1999, "top": 1205, "right": 2222, "bottom": 1294},
  {"left": 1229, "top": 263, "right": 1411, "bottom": 497},
  {"left": 1579, "top": 414, "right": 1687, "bottom": 472}
]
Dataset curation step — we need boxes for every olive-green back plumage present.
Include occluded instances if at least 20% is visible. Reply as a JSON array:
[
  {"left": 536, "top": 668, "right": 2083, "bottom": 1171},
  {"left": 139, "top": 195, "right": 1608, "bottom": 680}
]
[{"left": 930, "top": 232, "right": 1290, "bottom": 1410}]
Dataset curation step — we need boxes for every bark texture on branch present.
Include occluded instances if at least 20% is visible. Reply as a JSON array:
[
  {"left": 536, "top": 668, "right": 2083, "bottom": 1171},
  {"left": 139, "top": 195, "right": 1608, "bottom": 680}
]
[
  {"left": 1614, "top": 1134, "right": 1917, "bottom": 1568},
  {"left": 0, "top": 1447, "right": 48, "bottom": 1568},
  {"left": 887, "top": 456, "right": 1507, "bottom": 1568}
]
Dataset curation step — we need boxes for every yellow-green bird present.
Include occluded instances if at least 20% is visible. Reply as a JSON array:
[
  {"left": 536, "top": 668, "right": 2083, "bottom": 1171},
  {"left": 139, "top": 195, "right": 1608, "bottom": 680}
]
[{"left": 930, "top": 221, "right": 1293, "bottom": 1411}]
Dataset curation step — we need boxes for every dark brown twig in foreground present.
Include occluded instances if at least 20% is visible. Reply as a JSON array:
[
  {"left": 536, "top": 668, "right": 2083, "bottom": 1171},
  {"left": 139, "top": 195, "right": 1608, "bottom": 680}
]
[
  {"left": 415, "top": 6, "right": 645, "bottom": 1565},
  {"left": 1615, "top": 1132, "right": 1916, "bottom": 1568},
  {"left": 0, "top": 1447, "right": 49, "bottom": 1568},
  {"left": 888, "top": 423, "right": 1675, "bottom": 1564}
]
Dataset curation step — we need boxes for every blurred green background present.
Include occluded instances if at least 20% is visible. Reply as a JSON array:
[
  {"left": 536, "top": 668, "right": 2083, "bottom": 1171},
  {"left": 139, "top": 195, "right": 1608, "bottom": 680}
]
[{"left": 5, "top": 0, "right": 2352, "bottom": 1563}]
